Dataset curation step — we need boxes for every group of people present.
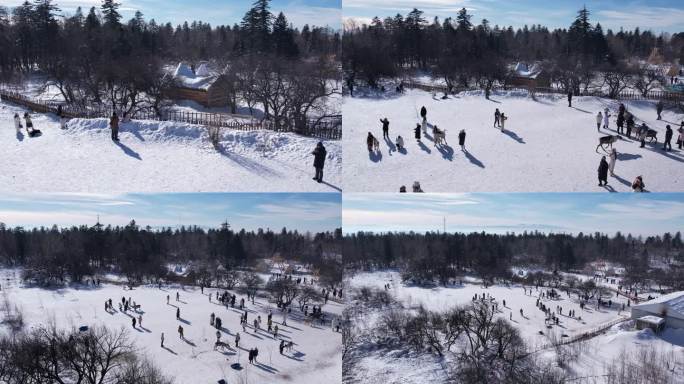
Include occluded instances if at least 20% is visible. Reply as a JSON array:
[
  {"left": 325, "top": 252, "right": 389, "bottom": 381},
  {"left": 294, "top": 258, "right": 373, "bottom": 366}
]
[
  {"left": 493, "top": 108, "right": 508, "bottom": 131},
  {"left": 13, "top": 112, "right": 40, "bottom": 137}
]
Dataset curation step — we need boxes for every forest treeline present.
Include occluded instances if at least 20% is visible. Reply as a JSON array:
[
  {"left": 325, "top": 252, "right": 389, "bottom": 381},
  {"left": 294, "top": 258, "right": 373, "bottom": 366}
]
[
  {"left": 343, "top": 6, "right": 684, "bottom": 93},
  {"left": 0, "top": 220, "right": 343, "bottom": 287},
  {"left": 0, "top": 0, "right": 341, "bottom": 125},
  {"left": 343, "top": 231, "right": 684, "bottom": 289}
]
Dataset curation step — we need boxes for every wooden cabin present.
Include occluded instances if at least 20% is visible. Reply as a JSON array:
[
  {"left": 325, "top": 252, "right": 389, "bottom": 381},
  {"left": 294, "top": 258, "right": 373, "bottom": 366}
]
[
  {"left": 167, "top": 62, "right": 231, "bottom": 108},
  {"left": 509, "top": 62, "right": 550, "bottom": 88}
]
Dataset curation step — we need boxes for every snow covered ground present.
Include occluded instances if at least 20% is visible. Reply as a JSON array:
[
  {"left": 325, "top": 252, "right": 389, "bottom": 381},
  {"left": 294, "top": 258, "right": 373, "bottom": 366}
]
[
  {"left": 345, "top": 270, "right": 684, "bottom": 383},
  {"left": 343, "top": 89, "right": 684, "bottom": 192},
  {"left": 0, "top": 268, "right": 342, "bottom": 384},
  {"left": 0, "top": 100, "right": 341, "bottom": 192}
]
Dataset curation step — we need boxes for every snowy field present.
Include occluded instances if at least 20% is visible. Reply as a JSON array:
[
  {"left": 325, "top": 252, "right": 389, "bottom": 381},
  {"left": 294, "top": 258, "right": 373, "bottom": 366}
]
[
  {"left": 0, "top": 101, "right": 341, "bottom": 193},
  {"left": 345, "top": 270, "right": 684, "bottom": 383},
  {"left": 0, "top": 269, "right": 342, "bottom": 384},
  {"left": 343, "top": 89, "right": 684, "bottom": 192}
]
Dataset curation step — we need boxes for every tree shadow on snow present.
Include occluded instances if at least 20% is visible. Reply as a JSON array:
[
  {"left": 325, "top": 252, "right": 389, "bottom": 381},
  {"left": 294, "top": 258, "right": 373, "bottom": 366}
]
[
  {"left": 114, "top": 141, "right": 142, "bottom": 160},
  {"left": 503, "top": 130, "right": 525, "bottom": 144},
  {"left": 464, "top": 150, "right": 484, "bottom": 168},
  {"left": 216, "top": 146, "right": 282, "bottom": 177},
  {"left": 179, "top": 318, "right": 192, "bottom": 325},
  {"left": 369, "top": 150, "right": 382, "bottom": 163},
  {"left": 571, "top": 106, "right": 592, "bottom": 114},
  {"left": 417, "top": 140, "right": 432, "bottom": 154},
  {"left": 120, "top": 124, "right": 145, "bottom": 142}
]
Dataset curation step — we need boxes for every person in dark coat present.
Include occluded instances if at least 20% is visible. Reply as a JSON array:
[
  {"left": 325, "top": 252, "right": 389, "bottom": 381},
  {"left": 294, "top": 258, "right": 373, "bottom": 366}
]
[
  {"left": 597, "top": 156, "right": 609, "bottom": 186},
  {"left": 311, "top": 142, "right": 327, "bottom": 182},
  {"left": 663, "top": 125, "right": 673, "bottom": 151},
  {"left": 110, "top": 112, "right": 119, "bottom": 141},
  {"left": 380, "top": 118, "right": 389, "bottom": 139},
  {"left": 656, "top": 100, "right": 663, "bottom": 120},
  {"left": 458, "top": 129, "right": 466, "bottom": 150},
  {"left": 366, "top": 132, "right": 375, "bottom": 152},
  {"left": 632, "top": 176, "right": 645, "bottom": 192},
  {"left": 625, "top": 114, "right": 634, "bottom": 138},
  {"left": 616, "top": 113, "right": 625, "bottom": 135},
  {"left": 567, "top": 91, "right": 572, "bottom": 107},
  {"left": 420, "top": 106, "right": 427, "bottom": 120},
  {"left": 414, "top": 123, "right": 421, "bottom": 140}
]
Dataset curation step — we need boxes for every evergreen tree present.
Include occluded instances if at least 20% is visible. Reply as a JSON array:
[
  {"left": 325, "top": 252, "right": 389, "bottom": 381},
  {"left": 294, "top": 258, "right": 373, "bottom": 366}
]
[{"left": 101, "top": 0, "right": 122, "bottom": 27}]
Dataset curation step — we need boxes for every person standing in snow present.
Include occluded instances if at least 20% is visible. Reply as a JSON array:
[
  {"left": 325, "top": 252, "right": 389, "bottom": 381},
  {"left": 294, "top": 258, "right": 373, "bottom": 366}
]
[
  {"left": 161, "top": 332, "right": 165, "bottom": 347},
  {"left": 494, "top": 108, "right": 501, "bottom": 127},
  {"left": 57, "top": 105, "right": 67, "bottom": 130},
  {"left": 458, "top": 129, "right": 466, "bottom": 151},
  {"left": 109, "top": 112, "right": 119, "bottom": 141},
  {"left": 132, "top": 317, "right": 136, "bottom": 328},
  {"left": 279, "top": 340, "right": 285, "bottom": 354},
  {"left": 414, "top": 123, "right": 421, "bottom": 140},
  {"left": 500, "top": 113, "right": 507, "bottom": 132},
  {"left": 13, "top": 113, "right": 22, "bottom": 133},
  {"left": 395, "top": 135, "right": 404, "bottom": 150},
  {"left": 178, "top": 325, "right": 184, "bottom": 339},
  {"left": 567, "top": 91, "right": 572, "bottom": 107},
  {"left": 420, "top": 106, "right": 427, "bottom": 121},
  {"left": 366, "top": 132, "right": 375, "bottom": 152},
  {"left": 632, "top": 176, "right": 645, "bottom": 192},
  {"left": 663, "top": 125, "right": 673, "bottom": 151},
  {"left": 596, "top": 111, "right": 603, "bottom": 131},
  {"left": 597, "top": 156, "right": 609, "bottom": 187},
  {"left": 138, "top": 315, "right": 142, "bottom": 328},
  {"left": 176, "top": 307, "right": 180, "bottom": 320},
  {"left": 234, "top": 332, "right": 240, "bottom": 347},
  {"left": 603, "top": 108, "right": 611, "bottom": 129},
  {"left": 616, "top": 112, "right": 625, "bottom": 135},
  {"left": 608, "top": 148, "right": 617, "bottom": 176},
  {"left": 311, "top": 142, "right": 326, "bottom": 183},
  {"left": 677, "top": 126, "right": 684, "bottom": 150},
  {"left": 380, "top": 118, "right": 390, "bottom": 139},
  {"left": 24, "top": 112, "right": 36, "bottom": 136},
  {"left": 656, "top": 100, "right": 664, "bottom": 120},
  {"left": 626, "top": 114, "right": 635, "bottom": 138}
]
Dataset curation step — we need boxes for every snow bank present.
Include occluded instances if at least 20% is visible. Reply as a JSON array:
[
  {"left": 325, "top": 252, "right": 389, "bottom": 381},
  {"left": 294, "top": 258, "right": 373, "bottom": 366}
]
[{"left": 0, "top": 101, "right": 341, "bottom": 192}]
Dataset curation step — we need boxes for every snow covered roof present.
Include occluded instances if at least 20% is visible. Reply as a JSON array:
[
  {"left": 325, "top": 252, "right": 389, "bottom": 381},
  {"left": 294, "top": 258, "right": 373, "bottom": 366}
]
[
  {"left": 638, "top": 315, "right": 665, "bottom": 326},
  {"left": 634, "top": 291, "right": 684, "bottom": 320},
  {"left": 512, "top": 62, "right": 543, "bottom": 79},
  {"left": 172, "top": 62, "right": 220, "bottom": 90},
  {"left": 173, "top": 62, "right": 194, "bottom": 78}
]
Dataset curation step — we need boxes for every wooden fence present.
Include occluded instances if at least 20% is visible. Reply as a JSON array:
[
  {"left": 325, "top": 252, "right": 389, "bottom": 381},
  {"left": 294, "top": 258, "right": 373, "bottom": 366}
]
[
  {"left": 402, "top": 80, "right": 684, "bottom": 102},
  {"left": 0, "top": 89, "right": 342, "bottom": 140}
]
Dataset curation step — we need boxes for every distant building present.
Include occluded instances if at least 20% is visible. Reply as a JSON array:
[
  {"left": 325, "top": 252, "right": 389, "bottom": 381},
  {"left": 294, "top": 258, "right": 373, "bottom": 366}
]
[
  {"left": 168, "top": 62, "right": 232, "bottom": 108},
  {"left": 509, "top": 62, "right": 550, "bottom": 88},
  {"left": 631, "top": 291, "right": 684, "bottom": 329}
]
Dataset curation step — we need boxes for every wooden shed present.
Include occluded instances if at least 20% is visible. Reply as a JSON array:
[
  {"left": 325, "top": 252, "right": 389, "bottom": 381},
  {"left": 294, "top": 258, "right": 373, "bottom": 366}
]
[
  {"left": 167, "top": 62, "right": 231, "bottom": 108},
  {"left": 509, "top": 62, "right": 550, "bottom": 88}
]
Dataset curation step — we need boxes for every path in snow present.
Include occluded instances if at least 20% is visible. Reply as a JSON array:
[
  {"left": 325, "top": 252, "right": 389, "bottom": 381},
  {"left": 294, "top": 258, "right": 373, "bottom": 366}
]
[
  {"left": 343, "top": 89, "right": 684, "bottom": 192},
  {"left": 0, "top": 101, "right": 341, "bottom": 193}
]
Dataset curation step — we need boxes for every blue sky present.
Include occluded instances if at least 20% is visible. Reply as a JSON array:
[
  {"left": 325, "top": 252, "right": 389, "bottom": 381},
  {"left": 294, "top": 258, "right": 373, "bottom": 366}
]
[
  {"left": 343, "top": 193, "right": 684, "bottom": 237},
  {"left": 343, "top": 0, "right": 684, "bottom": 34},
  {"left": 0, "top": 0, "right": 341, "bottom": 29},
  {"left": 0, "top": 193, "right": 341, "bottom": 232}
]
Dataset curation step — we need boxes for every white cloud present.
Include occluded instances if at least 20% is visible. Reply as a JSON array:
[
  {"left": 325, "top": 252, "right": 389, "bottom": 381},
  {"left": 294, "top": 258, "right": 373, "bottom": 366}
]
[{"left": 597, "top": 7, "right": 684, "bottom": 31}]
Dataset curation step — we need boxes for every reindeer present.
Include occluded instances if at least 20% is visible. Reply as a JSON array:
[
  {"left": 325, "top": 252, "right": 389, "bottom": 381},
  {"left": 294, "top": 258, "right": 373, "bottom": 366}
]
[
  {"left": 433, "top": 126, "right": 447, "bottom": 146},
  {"left": 596, "top": 135, "right": 620, "bottom": 154}
]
